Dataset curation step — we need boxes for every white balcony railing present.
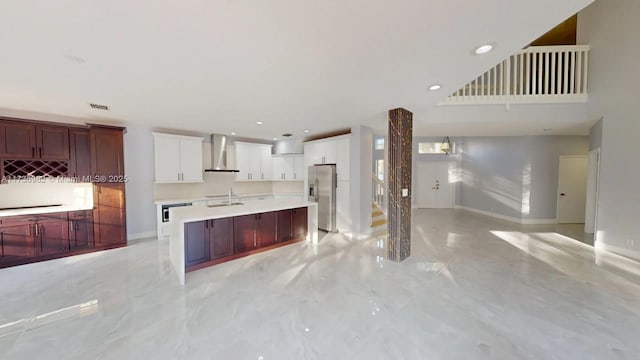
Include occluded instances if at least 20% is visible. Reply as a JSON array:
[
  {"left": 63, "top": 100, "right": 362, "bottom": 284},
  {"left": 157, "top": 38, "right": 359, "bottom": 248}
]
[{"left": 442, "top": 45, "right": 589, "bottom": 105}]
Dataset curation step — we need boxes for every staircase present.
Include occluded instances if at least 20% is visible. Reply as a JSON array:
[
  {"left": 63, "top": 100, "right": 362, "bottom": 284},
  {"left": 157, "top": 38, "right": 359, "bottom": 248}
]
[
  {"left": 371, "top": 202, "right": 387, "bottom": 236},
  {"left": 371, "top": 175, "right": 388, "bottom": 236}
]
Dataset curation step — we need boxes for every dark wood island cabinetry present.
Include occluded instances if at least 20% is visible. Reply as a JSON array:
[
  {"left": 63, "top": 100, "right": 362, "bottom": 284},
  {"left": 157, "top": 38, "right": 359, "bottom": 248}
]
[{"left": 185, "top": 207, "right": 308, "bottom": 272}]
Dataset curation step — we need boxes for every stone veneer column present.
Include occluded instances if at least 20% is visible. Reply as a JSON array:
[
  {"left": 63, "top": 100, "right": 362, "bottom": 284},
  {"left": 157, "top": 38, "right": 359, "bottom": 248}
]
[{"left": 387, "top": 108, "right": 412, "bottom": 262}]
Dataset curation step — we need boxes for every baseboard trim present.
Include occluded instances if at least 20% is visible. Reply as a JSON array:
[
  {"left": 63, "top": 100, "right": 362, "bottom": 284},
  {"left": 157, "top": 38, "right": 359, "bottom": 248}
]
[
  {"left": 454, "top": 206, "right": 557, "bottom": 225},
  {"left": 595, "top": 242, "right": 640, "bottom": 262},
  {"left": 127, "top": 231, "right": 157, "bottom": 241}
]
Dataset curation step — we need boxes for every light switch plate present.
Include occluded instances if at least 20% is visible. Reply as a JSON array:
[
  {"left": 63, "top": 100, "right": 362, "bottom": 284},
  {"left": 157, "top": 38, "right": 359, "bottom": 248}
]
[{"left": 402, "top": 189, "right": 409, "bottom": 197}]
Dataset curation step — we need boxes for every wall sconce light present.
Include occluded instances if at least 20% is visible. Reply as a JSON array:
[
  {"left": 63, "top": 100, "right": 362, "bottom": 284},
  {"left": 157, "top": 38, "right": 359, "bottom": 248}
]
[{"left": 441, "top": 136, "right": 452, "bottom": 154}]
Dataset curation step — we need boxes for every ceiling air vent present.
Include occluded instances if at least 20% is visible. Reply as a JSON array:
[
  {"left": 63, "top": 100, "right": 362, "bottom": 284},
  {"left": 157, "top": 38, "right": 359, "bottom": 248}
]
[
  {"left": 282, "top": 133, "right": 293, "bottom": 137},
  {"left": 89, "top": 103, "right": 110, "bottom": 111}
]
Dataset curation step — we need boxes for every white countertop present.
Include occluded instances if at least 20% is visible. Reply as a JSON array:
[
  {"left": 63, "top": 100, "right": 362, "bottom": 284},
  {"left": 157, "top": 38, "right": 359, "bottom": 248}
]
[
  {"left": 154, "top": 192, "right": 303, "bottom": 205},
  {"left": 0, "top": 204, "right": 93, "bottom": 218},
  {"left": 170, "top": 198, "right": 316, "bottom": 224}
]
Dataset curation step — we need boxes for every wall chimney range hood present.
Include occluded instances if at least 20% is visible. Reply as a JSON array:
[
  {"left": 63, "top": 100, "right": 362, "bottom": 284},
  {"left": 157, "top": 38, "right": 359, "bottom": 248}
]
[{"left": 204, "top": 134, "right": 239, "bottom": 172}]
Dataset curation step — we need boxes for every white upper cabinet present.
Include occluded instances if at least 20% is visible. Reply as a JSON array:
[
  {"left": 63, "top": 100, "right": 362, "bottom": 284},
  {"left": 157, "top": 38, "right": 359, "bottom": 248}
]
[
  {"left": 153, "top": 133, "right": 203, "bottom": 183},
  {"left": 293, "top": 155, "right": 304, "bottom": 180},
  {"left": 303, "top": 134, "right": 350, "bottom": 179},
  {"left": 179, "top": 139, "right": 204, "bottom": 182},
  {"left": 260, "top": 145, "right": 273, "bottom": 180},
  {"left": 272, "top": 155, "right": 304, "bottom": 180},
  {"left": 235, "top": 142, "right": 273, "bottom": 181}
]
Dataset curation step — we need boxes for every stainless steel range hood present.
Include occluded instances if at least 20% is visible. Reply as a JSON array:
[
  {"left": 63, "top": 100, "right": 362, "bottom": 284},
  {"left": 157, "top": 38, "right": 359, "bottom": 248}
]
[{"left": 204, "top": 134, "right": 239, "bottom": 172}]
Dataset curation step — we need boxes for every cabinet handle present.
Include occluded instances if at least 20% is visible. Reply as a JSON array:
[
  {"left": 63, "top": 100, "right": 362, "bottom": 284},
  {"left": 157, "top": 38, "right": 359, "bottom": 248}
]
[
  {"left": 31, "top": 147, "right": 35, "bottom": 158},
  {"left": 205, "top": 220, "right": 208, "bottom": 229},
  {"left": 34, "top": 224, "right": 39, "bottom": 236},
  {"left": 39, "top": 147, "right": 42, "bottom": 158},
  {"left": 178, "top": 173, "right": 180, "bottom": 181},
  {"left": 262, "top": 173, "right": 264, "bottom": 180},
  {"left": 69, "top": 221, "right": 73, "bottom": 233}
]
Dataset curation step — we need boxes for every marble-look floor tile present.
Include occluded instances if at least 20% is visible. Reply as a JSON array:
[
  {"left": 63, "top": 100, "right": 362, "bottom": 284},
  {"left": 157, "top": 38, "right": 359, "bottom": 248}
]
[{"left": 1, "top": 209, "right": 640, "bottom": 359}]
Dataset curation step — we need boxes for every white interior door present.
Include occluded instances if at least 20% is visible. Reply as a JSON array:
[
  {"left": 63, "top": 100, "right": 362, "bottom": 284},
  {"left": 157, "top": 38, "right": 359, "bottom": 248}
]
[
  {"left": 417, "top": 162, "right": 455, "bottom": 208},
  {"left": 557, "top": 156, "right": 588, "bottom": 223}
]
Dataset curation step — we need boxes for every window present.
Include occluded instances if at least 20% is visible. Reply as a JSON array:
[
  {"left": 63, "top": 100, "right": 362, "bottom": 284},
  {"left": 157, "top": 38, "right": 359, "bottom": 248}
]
[
  {"left": 418, "top": 142, "right": 455, "bottom": 154},
  {"left": 375, "top": 138, "right": 385, "bottom": 150},
  {"left": 376, "top": 159, "right": 384, "bottom": 181}
]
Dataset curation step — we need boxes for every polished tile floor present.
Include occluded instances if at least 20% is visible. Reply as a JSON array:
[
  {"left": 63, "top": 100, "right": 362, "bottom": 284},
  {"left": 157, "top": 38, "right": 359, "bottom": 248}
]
[{"left": 1, "top": 209, "right": 640, "bottom": 359}]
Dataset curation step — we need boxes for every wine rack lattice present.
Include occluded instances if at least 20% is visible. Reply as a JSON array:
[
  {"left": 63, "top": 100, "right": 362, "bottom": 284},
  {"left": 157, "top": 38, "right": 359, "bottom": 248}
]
[{"left": 2, "top": 160, "right": 69, "bottom": 178}]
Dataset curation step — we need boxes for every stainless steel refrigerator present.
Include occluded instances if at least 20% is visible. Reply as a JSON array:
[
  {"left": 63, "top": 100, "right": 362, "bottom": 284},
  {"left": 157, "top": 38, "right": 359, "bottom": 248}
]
[{"left": 308, "top": 164, "right": 337, "bottom": 232}]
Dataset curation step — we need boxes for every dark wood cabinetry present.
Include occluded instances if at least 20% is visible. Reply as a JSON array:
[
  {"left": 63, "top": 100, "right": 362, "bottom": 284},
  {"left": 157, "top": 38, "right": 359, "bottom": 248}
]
[
  {"left": 185, "top": 217, "right": 234, "bottom": 268},
  {"left": 1, "top": 122, "right": 36, "bottom": 158},
  {"left": 185, "top": 208, "right": 308, "bottom": 272},
  {"left": 69, "top": 210, "right": 94, "bottom": 251},
  {"left": 37, "top": 126, "right": 70, "bottom": 160},
  {"left": 69, "top": 129, "right": 91, "bottom": 179},
  {"left": 233, "top": 212, "right": 278, "bottom": 251},
  {"left": 210, "top": 218, "right": 233, "bottom": 260},
  {"left": 292, "top": 207, "right": 308, "bottom": 240},
  {"left": 185, "top": 221, "right": 209, "bottom": 267},
  {"left": 91, "top": 126, "right": 127, "bottom": 248},
  {"left": 234, "top": 214, "right": 258, "bottom": 252},
  {"left": 277, "top": 207, "right": 308, "bottom": 243},
  {"left": 257, "top": 211, "right": 277, "bottom": 247},
  {"left": 0, "top": 118, "right": 127, "bottom": 269},
  {"left": 90, "top": 127, "right": 124, "bottom": 178},
  {"left": 0, "top": 121, "right": 69, "bottom": 160},
  {"left": 0, "top": 212, "right": 70, "bottom": 266},
  {"left": 0, "top": 216, "right": 36, "bottom": 259},
  {"left": 36, "top": 215, "right": 70, "bottom": 256},
  {"left": 93, "top": 183, "right": 126, "bottom": 247}
]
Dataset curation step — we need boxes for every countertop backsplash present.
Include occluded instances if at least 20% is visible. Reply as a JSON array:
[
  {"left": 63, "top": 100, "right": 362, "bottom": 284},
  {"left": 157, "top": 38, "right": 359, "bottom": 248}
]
[
  {"left": 153, "top": 172, "right": 304, "bottom": 202},
  {"left": 0, "top": 181, "right": 94, "bottom": 211}
]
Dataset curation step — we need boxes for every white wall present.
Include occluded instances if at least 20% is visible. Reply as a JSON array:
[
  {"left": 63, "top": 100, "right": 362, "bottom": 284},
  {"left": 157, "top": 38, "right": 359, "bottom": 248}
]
[
  {"left": 457, "top": 136, "right": 588, "bottom": 222},
  {"left": 123, "top": 125, "right": 156, "bottom": 239},
  {"left": 350, "top": 125, "right": 373, "bottom": 236},
  {"left": 578, "top": 0, "right": 640, "bottom": 260}
]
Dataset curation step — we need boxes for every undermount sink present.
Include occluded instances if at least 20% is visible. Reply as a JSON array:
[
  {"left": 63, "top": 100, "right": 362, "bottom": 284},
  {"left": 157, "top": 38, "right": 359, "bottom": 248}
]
[{"left": 207, "top": 202, "right": 244, "bottom": 208}]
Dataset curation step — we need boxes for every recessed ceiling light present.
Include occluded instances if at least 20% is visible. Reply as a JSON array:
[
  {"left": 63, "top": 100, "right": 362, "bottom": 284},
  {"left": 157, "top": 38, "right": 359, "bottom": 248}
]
[
  {"left": 304, "top": 129, "right": 310, "bottom": 133},
  {"left": 474, "top": 44, "right": 494, "bottom": 55},
  {"left": 272, "top": 137, "right": 278, "bottom": 140},
  {"left": 428, "top": 84, "right": 442, "bottom": 91},
  {"left": 256, "top": 121, "right": 263, "bottom": 125},
  {"left": 230, "top": 132, "right": 236, "bottom": 135}
]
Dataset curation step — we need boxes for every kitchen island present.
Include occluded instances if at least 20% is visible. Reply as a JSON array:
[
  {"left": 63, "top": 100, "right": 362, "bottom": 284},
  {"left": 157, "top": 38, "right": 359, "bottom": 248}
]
[{"left": 169, "top": 198, "right": 318, "bottom": 284}]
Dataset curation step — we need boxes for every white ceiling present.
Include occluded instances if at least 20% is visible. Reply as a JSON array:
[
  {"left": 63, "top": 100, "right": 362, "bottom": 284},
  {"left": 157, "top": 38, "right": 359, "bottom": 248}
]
[{"left": 0, "top": 0, "right": 593, "bottom": 139}]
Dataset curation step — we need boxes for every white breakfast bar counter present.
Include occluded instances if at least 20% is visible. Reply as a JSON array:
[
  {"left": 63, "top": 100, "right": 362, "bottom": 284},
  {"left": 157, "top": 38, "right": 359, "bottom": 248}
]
[{"left": 169, "top": 198, "right": 318, "bottom": 285}]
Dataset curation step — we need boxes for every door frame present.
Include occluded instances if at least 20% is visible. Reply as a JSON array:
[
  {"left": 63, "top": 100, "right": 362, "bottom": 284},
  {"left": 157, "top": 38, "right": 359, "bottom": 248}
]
[
  {"left": 416, "top": 160, "right": 456, "bottom": 209},
  {"left": 584, "top": 148, "right": 601, "bottom": 235},
  {"left": 556, "top": 155, "right": 588, "bottom": 224}
]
